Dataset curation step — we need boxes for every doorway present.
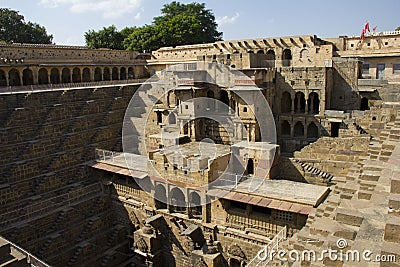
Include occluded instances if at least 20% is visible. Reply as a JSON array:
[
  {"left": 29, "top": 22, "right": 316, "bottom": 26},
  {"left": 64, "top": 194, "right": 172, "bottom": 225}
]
[
  {"left": 376, "top": 64, "right": 385, "bottom": 79},
  {"left": 331, "top": 122, "right": 340, "bottom": 137}
]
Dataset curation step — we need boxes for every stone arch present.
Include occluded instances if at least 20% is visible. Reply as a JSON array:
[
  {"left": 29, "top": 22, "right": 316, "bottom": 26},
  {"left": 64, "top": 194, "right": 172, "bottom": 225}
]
[
  {"left": 360, "top": 97, "right": 369, "bottom": 111},
  {"left": 120, "top": 67, "right": 127, "bottom": 80},
  {"left": 22, "top": 68, "right": 34, "bottom": 85},
  {"left": 38, "top": 68, "right": 48, "bottom": 85},
  {"left": 103, "top": 67, "right": 111, "bottom": 81},
  {"left": 94, "top": 67, "right": 102, "bottom": 82},
  {"left": 82, "top": 68, "right": 91, "bottom": 82},
  {"left": 282, "top": 49, "right": 292, "bottom": 66},
  {"left": 281, "top": 91, "right": 292, "bottom": 113},
  {"left": 294, "top": 92, "right": 306, "bottom": 113},
  {"left": 300, "top": 48, "right": 309, "bottom": 59},
  {"left": 189, "top": 191, "right": 202, "bottom": 217},
  {"left": 257, "top": 50, "right": 264, "bottom": 54},
  {"left": 170, "top": 187, "right": 186, "bottom": 213},
  {"left": 9, "top": 69, "right": 21, "bottom": 86},
  {"left": 72, "top": 67, "right": 81, "bottom": 83},
  {"left": 294, "top": 121, "right": 304, "bottom": 137},
  {"left": 308, "top": 92, "right": 320, "bottom": 114},
  {"left": 229, "top": 258, "right": 241, "bottom": 267},
  {"left": 128, "top": 67, "right": 134, "bottom": 79},
  {"left": 281, "top": 120, "right": 291, "bottom": 136},
  {"left": 0, "top": 69, "right": 7, "bottom": 86},
  {"left": 112, "top": 67, "right": 119, "bottom": 80},
  {"left": 50, "top": 68, "right": 60, "bottom": 84},
  {"left": 266, "top": 50, "right": 276, "bottom": 67},
  {"left": 154, "top": 184, "right": 167, "bottom": 209},
  {"left": 61, "top": 68, "right": 71, "bottom": 83},
  {"left": 307, "top": 122, "right": 319, "bottom": 138}
]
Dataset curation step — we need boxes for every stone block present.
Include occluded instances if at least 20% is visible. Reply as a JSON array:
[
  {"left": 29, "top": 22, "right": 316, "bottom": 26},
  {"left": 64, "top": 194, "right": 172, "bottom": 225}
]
[
  {"left": 335, "top": 208, "right": 364, "bottom": 227},
  {"left": 384, "top": 215, "right": 400, "bottom": 243}
]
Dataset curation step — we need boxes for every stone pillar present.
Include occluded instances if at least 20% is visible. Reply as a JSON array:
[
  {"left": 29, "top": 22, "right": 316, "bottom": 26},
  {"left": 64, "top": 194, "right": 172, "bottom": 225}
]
[
  {"left": 291, "top": 96, "right": 295, "bottom": 115},
  {"left": 91, "top": 67, "right": 95, "bottom": 82},
  {"left": 290, "top": 122, "right": 294, "bottom": 137},
  {"left": 32, "top": 67, "right": 39, "bottom": 85},
  {"left": 296, "top": 95, "right": 301, "bottom": 113},
  {"left": 18, "top": 69, "right": 23, "bottom": 86}
]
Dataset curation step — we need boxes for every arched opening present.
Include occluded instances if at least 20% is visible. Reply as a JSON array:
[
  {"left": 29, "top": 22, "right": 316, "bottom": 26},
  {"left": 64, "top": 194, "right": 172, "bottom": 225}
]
[
  {"left": 308, "top": 92, "right": 320, "bottom": 114},
  {"left": 9, "top": 69, "right": 21, "bottom": 86},
  {"left": 38, "top": 68, "right": 48, "bottom": 85},
  {"left": 245, "top": 158, "right": 254, "bottom": 175},
  {"left": 282, "top": 49, "right": 292, "bottom": 66},
  {"left": 294, "top": 92, "right": 306, "bottom": 113},
  {"left": 281, "top": 91, "right": 292, "bottom": 113},
  {"left": 207, "top": 90, "right": 215, "bottom": 99},
  {"left": 61, "top": 68, "right": 71, "bottom": 83},
  {"left": 229, "top": 258, "right": 241, "bottom": 267},
  {"left": 170, "top": 187, "right": 186, "bottom": 213},
  {"left": 257, "top": 50, "right": 265, "bottom": 54},
  {"left": 94, "top": 67, "right": 102, "bottom": 82},
  {"left": 120, "top": 67, "right": 127, "bottom": 80},
  {"left": 189, "top": 192, "right": 202, "bottom": 218},
  {"left": 307, "top": 122, "right": 319, "bottom": 138},
  {"left": 294, "top": 121, "right": 304, "bottom": 137},
  {"left": 82, "top": 68, "right": 91, "bottom": 82},
  {"left": 0, "top": 69, "right": 7, "bottom": 86},
  {"left": 22, "top": 69, "right": 34, "bottom": 85},
  {"left": 168, "top": 113, "right": 176, "bottom": 124},
  {"left": 219, "top": 90, "right": 229, "bottom": 112},
  {"left": 72, "top": 68, "right": 81, "bottom": 83},
  {"left": 154, "top": 184, "right": 167, "bottom": 210},
  {"left": 50, "top": 68, "right": 60, "bottom": 84},
  {"left": 128, "top": 67, "right": 134, "bottom": 79},
  {"left": 266, "top": 50, "right": 276, "bottom": 67},
  {"left": 281, "top": 120, "right": 291, "bottom": 136},
  {"left": 103, "top": 67, "right": 111, "bottom": 81},
  {"left": 360, "top": 97, "right": 369, "bottom": 111},
  {"left": 112, "top": 67, "right": 119, "bottom": 80}
]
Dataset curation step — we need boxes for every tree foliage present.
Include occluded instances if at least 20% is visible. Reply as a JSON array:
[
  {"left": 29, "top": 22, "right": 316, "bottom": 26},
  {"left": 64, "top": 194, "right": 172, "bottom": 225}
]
[
  {"left": 84, "top": 1, "right": 222, "bottom": 52},
  {"left": 0, "top": 8, "right": 53, "bottom": 44},
  {"left": 85, "top": 25, "right": 125, "bottom": 50},
  {"left": 396, "top": 26, "right": 400, "bottom": 31}
]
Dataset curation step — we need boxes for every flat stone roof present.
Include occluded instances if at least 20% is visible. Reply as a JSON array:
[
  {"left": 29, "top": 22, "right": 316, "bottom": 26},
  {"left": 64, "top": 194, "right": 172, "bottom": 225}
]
[
  {"left": 90, "top": 152, "right": 148, "bottom": 179},
  {"left": 212, "top": 178, "right": 329, "bottom": 207},
  {"left": 232, "top": 141, "right": 279, "bottom": 151},
  {"left": 163, "top": 142, "right": 231, "bottom": 159}
]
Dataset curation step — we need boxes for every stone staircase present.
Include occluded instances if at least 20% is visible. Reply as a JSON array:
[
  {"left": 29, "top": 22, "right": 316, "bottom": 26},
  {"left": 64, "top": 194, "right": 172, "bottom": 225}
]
[{"left": 274, "top": 109, "right": 400, "bottom": 266}]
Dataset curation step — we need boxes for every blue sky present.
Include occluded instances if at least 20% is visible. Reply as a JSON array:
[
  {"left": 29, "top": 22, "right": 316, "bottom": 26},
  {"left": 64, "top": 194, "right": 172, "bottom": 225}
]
[{"left": 1, "top": 0, "right": 399, "bottom": 46}]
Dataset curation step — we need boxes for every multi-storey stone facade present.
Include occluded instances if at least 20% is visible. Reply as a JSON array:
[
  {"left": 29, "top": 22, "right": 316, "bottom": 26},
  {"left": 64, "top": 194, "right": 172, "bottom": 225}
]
[{"left": 0, "top": 30, "right": 400, "bottom": 267}]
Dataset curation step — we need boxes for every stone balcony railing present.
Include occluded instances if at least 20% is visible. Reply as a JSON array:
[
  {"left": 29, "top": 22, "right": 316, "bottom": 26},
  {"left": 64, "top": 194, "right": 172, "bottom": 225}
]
[{"left": 0, "top": 78, "right": 148, "bottom": 94}]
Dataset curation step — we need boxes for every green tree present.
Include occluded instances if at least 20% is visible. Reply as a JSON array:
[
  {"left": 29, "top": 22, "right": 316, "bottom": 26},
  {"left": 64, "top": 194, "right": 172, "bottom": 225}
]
[
  {"left": 84, "top": 25, "right": 125, "bottom": 50},
  {"left": 0, "top": 8, "right": 53, "bottom": 44},
  {"left": 396, "top": 26, "right": 400, "bottom": 31},
  {"left": 153, "top": 1, "right": 222, "bottom": 45},
  {"left": 123, "top": 25, "right": 159, "bottom": 52},
  {"left": 123, "top": 1, "right": 222, "bottom": 51}
]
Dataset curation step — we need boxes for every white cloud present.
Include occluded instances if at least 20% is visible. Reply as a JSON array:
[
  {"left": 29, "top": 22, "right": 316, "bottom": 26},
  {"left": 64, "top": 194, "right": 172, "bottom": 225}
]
[
  {"left": 39, "top": 0, "right": 142, "bottom": 19},
  {"left": 217, "top": 12, "right": 240, "bottom": 26},
  {"left": 134, "top": 7, "right": 144, "bottom": 20}
]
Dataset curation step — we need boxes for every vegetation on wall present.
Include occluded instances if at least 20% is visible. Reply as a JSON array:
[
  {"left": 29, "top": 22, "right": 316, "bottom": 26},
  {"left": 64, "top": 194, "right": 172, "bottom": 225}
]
[
  {"left": 0, "top": 8, "right": 53, "bottom": 44},
  {"left": 85, "top": 1, "right": 222, "bottom": 52}
]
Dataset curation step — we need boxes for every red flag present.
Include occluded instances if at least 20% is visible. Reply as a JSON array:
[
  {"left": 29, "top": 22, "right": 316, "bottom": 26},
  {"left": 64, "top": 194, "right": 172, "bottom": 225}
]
[
  {"left": 361, "top": 28, "right": 366, "bottom": 40},
  {"left": 373, "top": 26, "right": 377, "bottom": 32},
  {"left": 364, "top": 22, "right": 370, "bottom": 32}
]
